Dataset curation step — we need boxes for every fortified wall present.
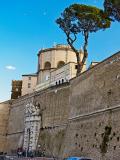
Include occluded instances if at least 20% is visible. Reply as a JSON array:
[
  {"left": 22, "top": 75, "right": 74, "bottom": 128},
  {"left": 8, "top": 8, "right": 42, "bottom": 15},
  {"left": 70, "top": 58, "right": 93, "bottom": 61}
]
[
  {"left": 0, "top": 101, "right": 10, "bottom": 153},
  {"left": 6, "top": 95, "right": 27, "bottom": 154},
  {"left": 6, "top": 84, "right": 70, "bottom": 154},
  {"left": 62, "top": 51, "right": 120, "bottom": 160},
  {"left": 37, "top": 51, "right": 120, "bottom": 160},
  {"left": 2, "top": 50, "right": 120, "bottom": 160}
]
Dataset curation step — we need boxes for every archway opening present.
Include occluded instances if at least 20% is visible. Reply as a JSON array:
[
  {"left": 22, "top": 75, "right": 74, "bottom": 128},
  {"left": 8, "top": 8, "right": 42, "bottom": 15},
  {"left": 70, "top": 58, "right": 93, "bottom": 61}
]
[
  {"left": 57, "top": 61, "right": 65, "bottom": 68},
  {"left": 44, "top": 62, "right": 51, "bottom": 69}
]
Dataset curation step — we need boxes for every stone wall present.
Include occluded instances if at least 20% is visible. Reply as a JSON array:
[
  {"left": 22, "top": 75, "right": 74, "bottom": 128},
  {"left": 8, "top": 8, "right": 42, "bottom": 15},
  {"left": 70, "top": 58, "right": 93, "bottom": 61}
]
[
  {"left": 0, "top": 101, "right": 10, "bottom": 153},
  {"left": 6, "top": 96, "right": 28, "bottom": 154},
  {"left": 70, "top": 51, "right": 120, "bottom": 117},
  {"left": 5, "top": 51, "right": 120, "bottom": 159},
  {"left": 37, "top": 125, "right": 67, "bottom": 158},
  {"left": 61, "top": 51, "right": 120, "bottom": 160},
  {"left": 62, "top": 108, "right": 120, "bottom": 160},
  {"left": 35, "top": 84, "right": 70, "bottom": 128},
  {"left": 6, "top": 84, "right": 70, "bottom": 154}
]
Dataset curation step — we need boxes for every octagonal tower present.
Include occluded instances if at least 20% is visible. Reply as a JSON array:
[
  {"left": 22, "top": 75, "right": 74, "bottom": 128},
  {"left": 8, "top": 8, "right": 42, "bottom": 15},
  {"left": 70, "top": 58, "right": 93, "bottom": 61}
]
[{"left": 37, "top": 44, "right": 86, "bottom": 85}]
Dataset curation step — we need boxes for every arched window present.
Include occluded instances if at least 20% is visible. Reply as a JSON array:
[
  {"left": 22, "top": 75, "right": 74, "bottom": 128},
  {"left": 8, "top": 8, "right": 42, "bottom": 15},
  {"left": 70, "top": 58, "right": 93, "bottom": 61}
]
[
  {"left": 57, "top": 61, "right": 65, "bottom": 68},
  {"left": 44, "top": 61, "right": 51, "bottom": 69}
]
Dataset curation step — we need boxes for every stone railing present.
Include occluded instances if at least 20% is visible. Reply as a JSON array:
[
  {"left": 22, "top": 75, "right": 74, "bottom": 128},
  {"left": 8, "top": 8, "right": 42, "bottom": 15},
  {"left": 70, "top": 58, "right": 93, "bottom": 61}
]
[{"left": 34, "top": 81, "right": 50, "bottom": 92}]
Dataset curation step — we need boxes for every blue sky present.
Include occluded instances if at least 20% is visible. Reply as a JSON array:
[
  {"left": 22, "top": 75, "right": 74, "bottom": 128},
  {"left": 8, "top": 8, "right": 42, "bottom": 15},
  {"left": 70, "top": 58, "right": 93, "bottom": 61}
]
[{"left": 0, "top": 0, "right": 120, "bottom": 102}]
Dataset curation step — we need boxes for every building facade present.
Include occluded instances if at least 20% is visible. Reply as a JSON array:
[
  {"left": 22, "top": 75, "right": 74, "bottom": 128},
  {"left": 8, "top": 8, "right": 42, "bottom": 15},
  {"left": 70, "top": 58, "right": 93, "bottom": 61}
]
[
  {"left": 22, "top": 74, "right": 37, "bottom": 96},
  {"left": 19, "top": 44, "right": 86, "bottom": 94},
  {"left": 35, "top": 44, "right": 86, "bottom": 91},
  {"left": 11, "top": 80, "right": 22, "bottom": 99},
  {"left": 5, "top": 51, "right": 120, "bottom": 160},
  {"left": 1, "top": 49, "right": 120, "bottom": 159}
]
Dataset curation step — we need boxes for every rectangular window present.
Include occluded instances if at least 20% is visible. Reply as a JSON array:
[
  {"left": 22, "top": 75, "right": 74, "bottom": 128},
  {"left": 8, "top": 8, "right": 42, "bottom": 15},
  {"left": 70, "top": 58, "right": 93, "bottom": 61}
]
[
  {"left": 75, "top": 65, "right": 78, "bottom": 69},
  {"left": 28, "top": 83, "right": 31, "bottom": 88},
  {"left": 28, "top": 77, "right": 31, "bottom": 80}
]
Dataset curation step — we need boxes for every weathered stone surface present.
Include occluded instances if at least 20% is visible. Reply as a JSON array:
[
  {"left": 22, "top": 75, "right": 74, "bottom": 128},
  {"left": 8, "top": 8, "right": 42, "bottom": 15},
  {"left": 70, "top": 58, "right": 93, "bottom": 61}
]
[
  {"left": 0, "top": 101, "right": 10, "bottom": 153},
  {"left": 70, "top": 51, "right": 120, "bottom": 118},
  {"left": 62, "top": 51, "right": 120, "bottom": 159},
  {"left": 34, "top": 84, "right": 70, "bottom": 127},
  {"left": 62, "top": 109, "right": 120, "bottom": 160},
  {"left": 2, "top": 51, "right": 120, "bottom": 160},
  {"left": 37, "top": 125, "right": 66, "bottom": 158},
  {"left": 6, "top": 84, "right": 70, "bottom": 154},
  {"left": 6, "top": 95, "right": 31, "bottom": 154}
]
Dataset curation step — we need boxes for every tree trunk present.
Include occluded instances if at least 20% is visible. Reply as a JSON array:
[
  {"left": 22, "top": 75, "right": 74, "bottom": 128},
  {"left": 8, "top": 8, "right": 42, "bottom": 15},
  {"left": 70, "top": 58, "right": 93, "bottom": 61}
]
[
  {"left": 67, "top": 38, "right": 81, "bottom": 76},
  {"left": 76, "top": 52, "right": 81, "bottom": 75},
  {"left": 80, "top": 31, "right": 89, "bottom": 71}
]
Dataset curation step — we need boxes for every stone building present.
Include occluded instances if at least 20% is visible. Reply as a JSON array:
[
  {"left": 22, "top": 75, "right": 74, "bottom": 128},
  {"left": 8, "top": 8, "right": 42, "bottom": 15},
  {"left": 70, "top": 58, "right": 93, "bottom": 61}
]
[
  {"left": 1, "top": 44, "right": 120, "bottom": 160},
  {"left": 35, "top": 44, "right": 86, "bottom": 91},
  {"left": 6, "top": 44, "right": 86, "bottom": 154},
  {"left": 21, "top": 44, "right": 86, "bottom": 152},
  {"left": 21, "top": 74, "right": 37, "bottom": 96},
  {"left": 21, "top": 44, "right": 86, "bottom": 94},
  {"left": 11, "top": 80, "right": 22, "bottom": 99}
]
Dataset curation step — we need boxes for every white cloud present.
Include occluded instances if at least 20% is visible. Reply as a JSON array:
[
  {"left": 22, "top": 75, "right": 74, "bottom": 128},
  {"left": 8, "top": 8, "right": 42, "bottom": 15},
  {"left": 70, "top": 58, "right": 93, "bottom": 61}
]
[{"left": 5, "top": 65, "right": 16, "bottom": 70}]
